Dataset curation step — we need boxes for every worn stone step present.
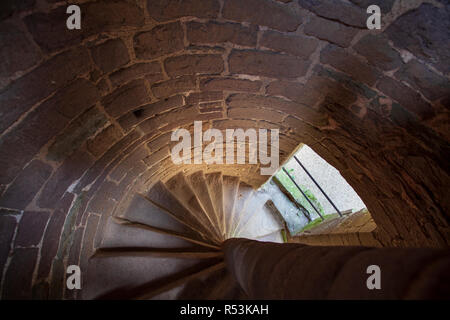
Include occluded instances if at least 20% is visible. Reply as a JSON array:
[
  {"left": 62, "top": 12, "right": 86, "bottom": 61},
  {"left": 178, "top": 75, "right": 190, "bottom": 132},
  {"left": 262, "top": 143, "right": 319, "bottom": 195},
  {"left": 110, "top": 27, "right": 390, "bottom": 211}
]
[
  {"left": 253, "top": 230, "right": 284, "bottom": 243},
  {"left": 104, "top": 216, "right": 220, "bottom": 251},
  {"left": 187, "top": 171, "right": 223, "bottom": 241},
  {"left": 202, "top": 269, "right": 246, "bottom": 300},
  {"left": 222, "top": 176, "right": 240, "bottom": 238},
  {"left": 205, "top": 172, "right": 225, "bottom": 239},
  {"left": 234, "top": 192, "right": 280, "bottom": 238},
  {"left": 165, "top": 172, "right": 222, "bottom": 243},
  {"left": 228, "top": 182, "right": 254, "bottom": 238},
  {"left": 147, "top": 181, "right": 215, "bottom": 244},
  {"left": 134, "top": 261, "right": 226, "bottom": 300}
]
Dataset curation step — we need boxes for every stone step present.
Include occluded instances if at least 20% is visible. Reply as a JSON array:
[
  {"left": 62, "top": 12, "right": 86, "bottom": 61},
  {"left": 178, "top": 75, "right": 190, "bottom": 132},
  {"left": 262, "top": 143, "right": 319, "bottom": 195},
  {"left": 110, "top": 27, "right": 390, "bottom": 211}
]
[
  {"left": 107, "top": 217, "right": 220, "bottom": 250},
  {"left": 238, "top": 212, "right": 282, "bottom": 241},
  {"left": 175, "top": 265, "right": 227, "bottom": 299},
  {"left": 165, "top": 172, "right": 221, "bottom": 243},
  {"left": 232, "top": 193, "right": 259, "bottom": 237},
  {"left": 83, "top": 253, "right": 222, "bottom": 299},
  {"left": 222, "top": 176, "right": 240, "bottom": 237},
  {"left": 92, "top": 247, "right": 223, "bottom": 259},
  {"left": 228, "top": 182, "right": 254, "bottom": 237},
  {"left": 187, "top": 171, "right": 223, "bottom": 241},
  {"left": 121, "top": 194, "right": 207, "bottom": 245},
  {"left": 150, "top": 284, "right": 187, "bottom": 300},
  {"left": 205, "top": 172, "right": 225, "bottom": 239},
  {"left": 147, "top": 181, "right": 215, "bottom": 244}
]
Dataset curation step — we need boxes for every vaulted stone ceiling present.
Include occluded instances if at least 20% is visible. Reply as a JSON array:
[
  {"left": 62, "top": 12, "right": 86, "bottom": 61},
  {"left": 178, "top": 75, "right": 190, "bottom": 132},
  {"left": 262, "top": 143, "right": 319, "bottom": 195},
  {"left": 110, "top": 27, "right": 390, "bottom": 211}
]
[{"left": 0, "top": 0, "right": 449, "bottom": 299}]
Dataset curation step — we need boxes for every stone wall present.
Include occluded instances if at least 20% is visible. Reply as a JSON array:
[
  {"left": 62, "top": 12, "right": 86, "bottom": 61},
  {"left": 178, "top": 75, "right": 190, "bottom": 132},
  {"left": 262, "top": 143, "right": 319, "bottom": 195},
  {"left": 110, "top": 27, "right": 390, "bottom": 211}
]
[{"left": 0, "top": 0, "right": 449, "bottom": 299}]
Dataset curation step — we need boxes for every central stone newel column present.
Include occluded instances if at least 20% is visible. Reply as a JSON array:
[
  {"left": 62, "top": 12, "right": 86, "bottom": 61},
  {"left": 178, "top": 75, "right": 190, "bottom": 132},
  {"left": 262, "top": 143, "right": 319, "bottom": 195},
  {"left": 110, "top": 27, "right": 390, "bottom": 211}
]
[{"left": 222, "top": 238, "right": 450, "bottom": 299}]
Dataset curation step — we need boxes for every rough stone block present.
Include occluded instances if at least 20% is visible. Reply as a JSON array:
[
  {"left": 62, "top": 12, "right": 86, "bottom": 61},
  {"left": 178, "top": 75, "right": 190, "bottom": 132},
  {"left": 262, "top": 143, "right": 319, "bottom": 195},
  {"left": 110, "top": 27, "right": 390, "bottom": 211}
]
[
  {"left": 386, "top": 3, "right": 450, "bottom": 73},
  {"left": 37, "top": 194, "right": 74, "bottom": 279},
  {"left": 75, "top": 131, "right": 141, "bottom": 193},
  {"left": 349, "top": 0, "right": 394, "bottom": 13},
  {"left": 0, "top": 21, "right": 41, "bottom": 78},
  {"left": 109, "top": 145, "right": 149, "bottom": 182},
  {"left": 88, "top": 182, "right": 119, "bottom": 214},
  {"left": 143, "top": 146, "right": 170, "bottom": 167},
  {"left": 87, "top": 125, "right": 123, "bottom": 158},
  {"left": 310, "top": 73, "right": 356, "bottom": 107},
  {"left": 320, "top": 44, "right": 381, "bottom": 86},
  {"left": 151, "top": 76, "right": 197, "bottom": 98},
  {"left": 298, "top": 0, "right": 366, "bottom": 28},
  {"left": 261, "top": 30, "right": 319, "bottom": 60},
  {"left": 147, "top": 132, "right": 172, "bottom": 152},
  {"left": 267, "top": 80, "right": 307, "bottom": 103},
  {"left": 223, "top": 0, "right": 302, "bottom": 31},
  {"left": 2, "top": 248, "right": 39, "bottom": 299},
  {"left": 67, "top": 227, "right": 84, "bottom": 267},
  {"left": 47, "top": 107, "right": 109, "bottom": 162},
  {"left": 118, "top": 95, "right": 185, "bottom": 131},
  {"left": 395, "top": 60, "right": 450, "bottom": 101},
  {"left": 0, "top": 47, "right": 92, "bottom": 134},
  {"left": 0, "top": 89, "right": 76, "bottom": 185},
  {"left": 186, "top": 91, "right": 223, "bottom": 105},
  {"left": 314, "top": 65, "right": 378, "bottom": 100},
  {"left": 38, "top": 151, "right": 94, "bottom": 209},
  {"left": 200, "top": 77, "right": 262, "bottom": 92},
  {"left": 79, "top": 213, "right": 100, "bottom": 272},
  {"left": 226, "top": 93, "right": 327, "bottom": 126},
  {"left": 52, "top": 79, "right": 100, "bottom": 119},
  {"left": 24, "top": 1, "right": 144, "bottom": 53},
  {"left": 199, "top": 102, "right": 223, "bottom": 113},
  {"left": 376, "top": 76, "right": 435, "bottom": 120},
  {"left": 139, "top": 105, "right": 218, "bottom": 133},
  {"left": 267, "top": 74, "right": 356, "bottom": 109},
  {"left": 228, "top": 107, "right": 285, "bottom": 122},
  {"left": 0, "top": 0, "right": 35, "bottom": 21},
  {"left": 0, "top": 214, "right": 17, "bottom": 278}
]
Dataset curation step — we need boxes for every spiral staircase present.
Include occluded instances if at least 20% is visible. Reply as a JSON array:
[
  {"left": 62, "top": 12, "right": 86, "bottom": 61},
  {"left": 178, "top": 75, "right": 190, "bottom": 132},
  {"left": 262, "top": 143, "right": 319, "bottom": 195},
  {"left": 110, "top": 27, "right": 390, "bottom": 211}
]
[{"left": 83, "top": 170, "right": 283, "bottom": 299}]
